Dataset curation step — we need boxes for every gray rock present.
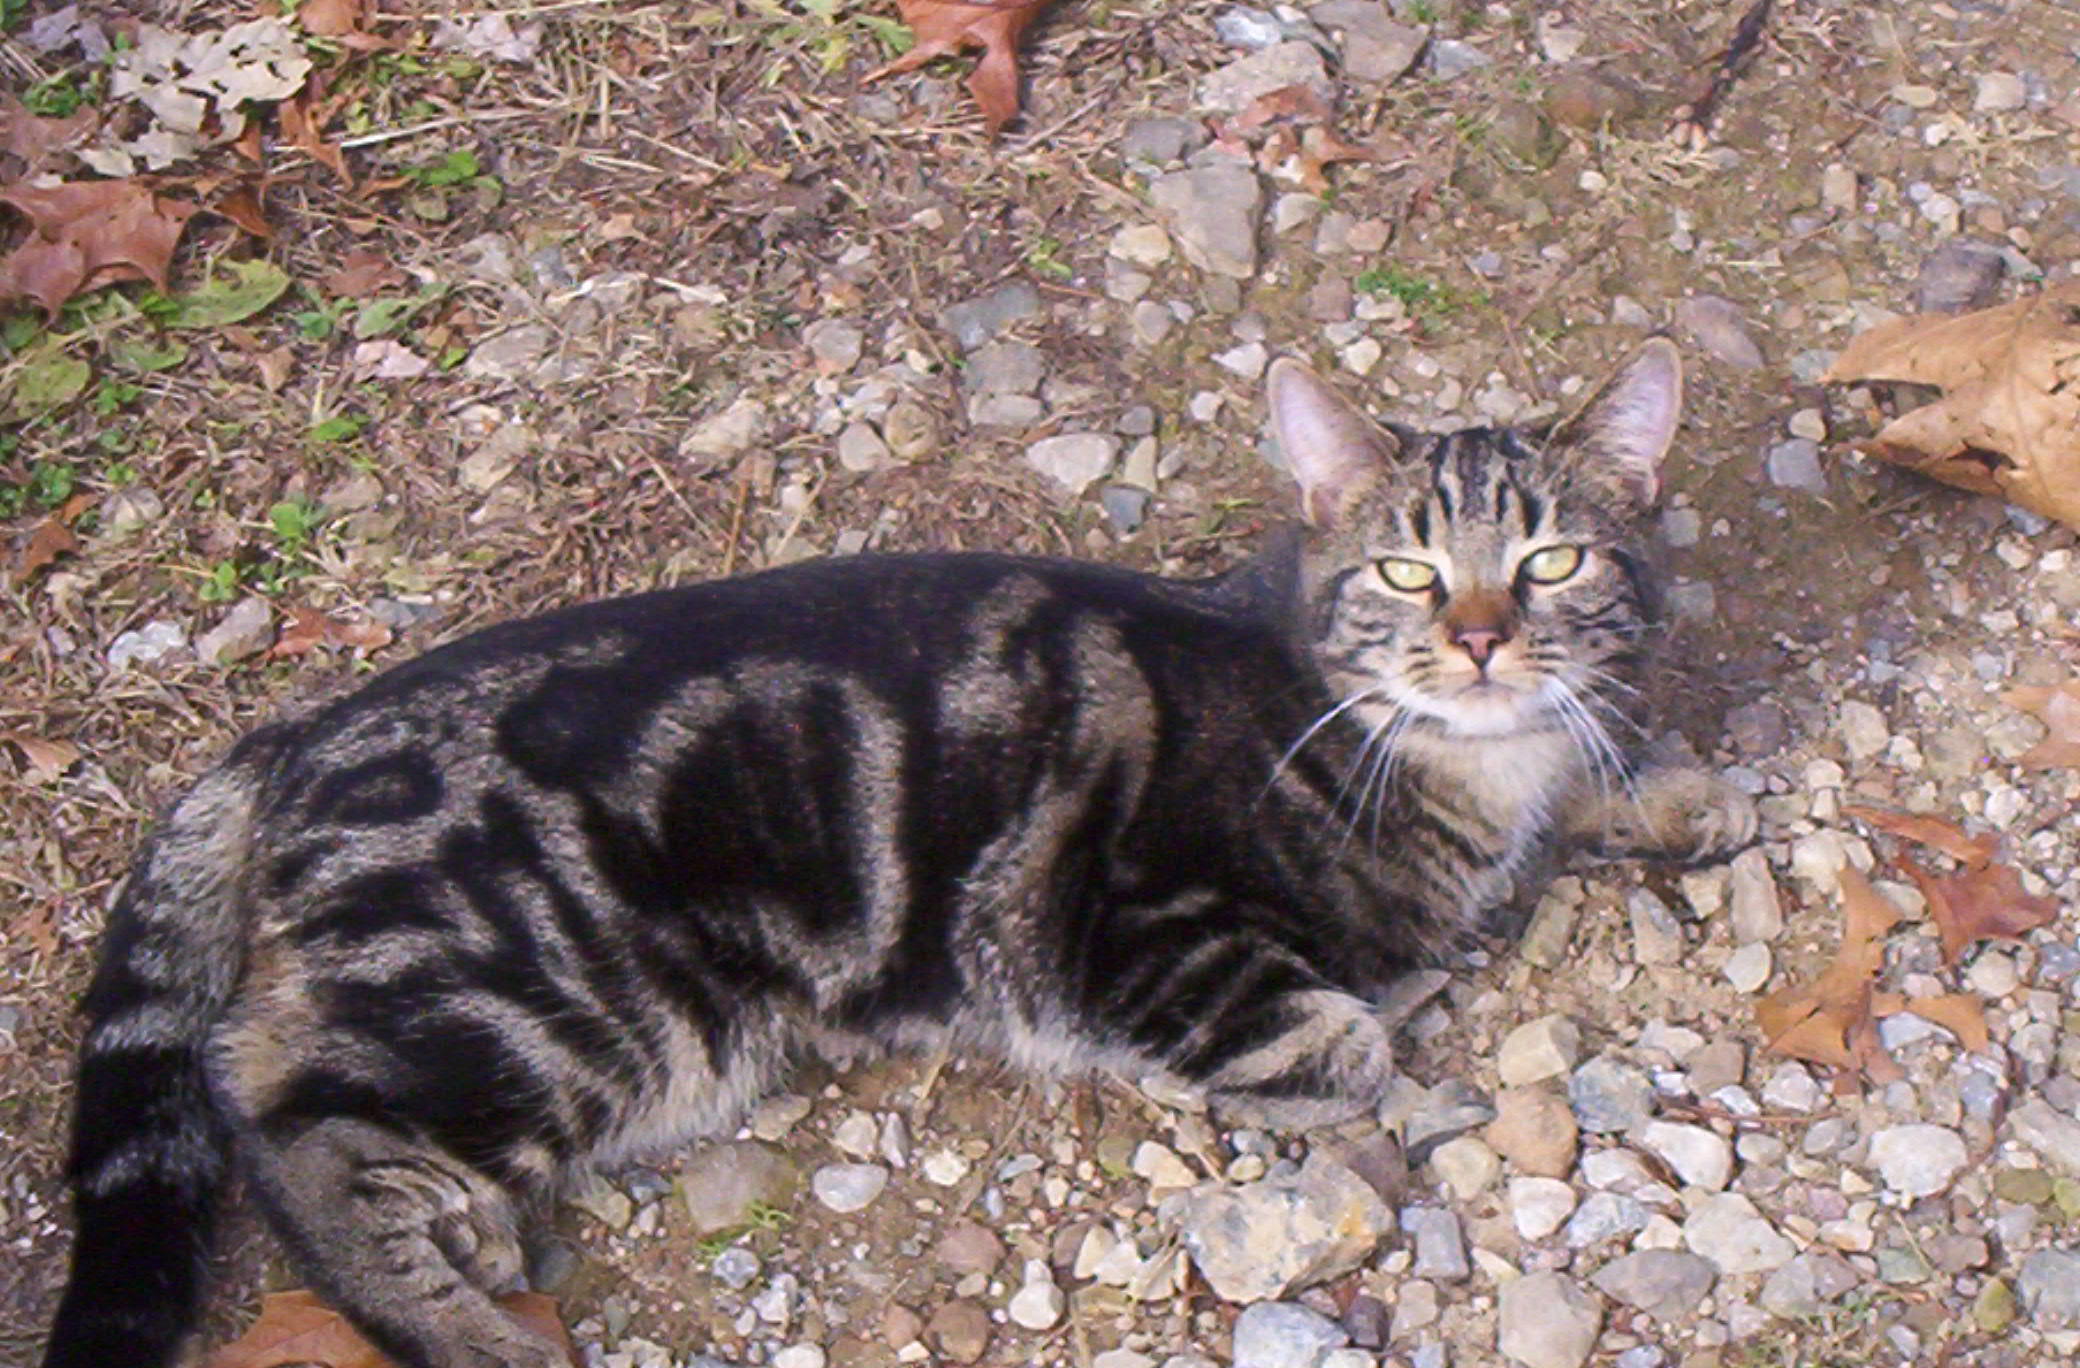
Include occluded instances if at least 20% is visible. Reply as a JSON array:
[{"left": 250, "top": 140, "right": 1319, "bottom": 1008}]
[
  {"left": 965, "top": 340, "right": 1048, "bottom": 395},
  {"left": 1101, "top": 485, "right": 1153, "bottom": 533},
  {"left": 1638, "top": 1121, "right": 1733, "bottom": 1191},
  {"left": 1151, "top": 161, "right": 1264, "bottom": 279},
  {"left": 1401, "top": 1205, "right": 1469, "bottom": 1281},
  {"left": 1166, "top": 1153, "right": 1393, "bottom": 1302},
  {"left": 1973, "top": 71, "right": 2028, "bottom": 112},
  {"left": 1121, "top": 116, "right": 1205, "bottom": 168},
  {"left": 710, "top": 1245, "right": 762, "bottom": 1290},
  {"left": 1683, "top": 1193, "right": 1796, "bottom": 1274},
  {"left": 1232, "top": 1301, "right": 1350, "bottom": 1368},
  {"left": 1497, "top": 1014, "right": 1580, "bottom": 1087},
  {"left": 836, "top": 421, "right": 894, "bottom": 473},
  {"left": 463, "top": 323, "right": 553, "bottom": 381},
  {"left": 567, "top": 1172, "right": 633, "bottom": 1231},
  {"left": 677, "top": 1141, "right": 799, "bottom": 1235},
  {"left": 1727, "top": 849, "right": 1783, "bottom": 943},
  {"left": 2010, "top": 1099, "right": 2080, "bottom": 1175},
  {"left": 1674, "top": 294, "right": 1765, "bottom": 369},
  {"left": 1757, "top": 1250, "right": 1862, "bottom": 1319},
  {"left": 102, "top": 485, "right": 165, "bottom": 535},
  {"left": 1197, "top": 41, "right": 1333, "bottom": 114},
  {"left": 940, "top": 281, "right": 1042, "bottom": 351},
  {"left": 1627, "top": 889, "right": 1683, "bottom": 965},
  {"left": 802, "top": 317, "right": 864, "bottom": 373},
  {"left": 681, "top": 397, "right": 771, "bottom": 463},
  {"left": 1026, "top": 434, "right": 1119, "bottom": 495},
  {"left": 1569, "top": 1055, "right": 1654, "bottom": 1133},
  {"left": 1838, "top": 700, "right": 1889, "bottom": 761},
  {"left": 1869, "top": 1124, "right": 1968, "bottom": 1197},
  {"left": 2020, "top": 1250, "right": 2080, "bottom": 1328},
  {"left": 1497, "top": 1271, "right": 1601, "bottom": 1368},
  {"left": 1508, "top": 1176, "right": 1578, "bottom": 1241},
  {"left": 1766, "top": 439, "right": 1826, "bottom": 494},
  {"left": 811, "top": 1162, "right": 888, "bottom": 1214},
  {"left": 1563, "top": 1191, "right": 1650, "bottom": 1249},
  {"left": 1311, "top": 1, "right": 1427, "bottom": 84},
  {"left": 195, "top": 596, "right": 273, "bottom": 666},
  {"left": 107, "top": 620, "right": 188, "bottom": 671},
  {"left": 1403, "top": 1078, "right": 1496, "bottom": 1162},
  {"left": 1592, "top": 1251, "right": 1717, "bottom": 1321},
  {"left": 1914, "top": 239, "right": 2006, "bottom": 313},
  {"left": 1427, "top": 39, "right": 1490, "bottom": 79},
  {"left": 1213, "top": 7, "right": 1286, "bottom": 50}
]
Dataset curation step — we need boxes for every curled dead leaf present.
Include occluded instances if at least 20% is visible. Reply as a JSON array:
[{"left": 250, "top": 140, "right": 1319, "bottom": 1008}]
[
  {"left": 868, "top": 0, "right": 1059, "bottom": 136},
  {"left": 1899, "top": 852, "right": 2058, "bottom": 967},
  {"left": 1755, "top": 864, "right": 1902, "bottom": 1086},
  {"left": 0, "top": 179, "right": 200, "bottom": 317},
  {"left": 2001, "top": 680, "right": 2080, "bottom": 770},
  {"left": 1841, "top": 803, "right": 1998, "bottom": 868},
  {"left": 0, "top": 730, "right": 81, "bottom": 784},
  {"left": 1823, "top": 278, "right": 2080, "bottom": 530},
  {"left": 271, "top": 604, "right": 394, "bottom": 659}
]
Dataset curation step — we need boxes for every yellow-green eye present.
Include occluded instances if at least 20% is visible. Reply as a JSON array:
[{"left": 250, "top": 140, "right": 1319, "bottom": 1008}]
[
  {"left": 1376, "top": 558, "right": 1438, "bottom": 592},
  {"left": 1521, "top": 545, "right": 1584, "bottom": 584}
]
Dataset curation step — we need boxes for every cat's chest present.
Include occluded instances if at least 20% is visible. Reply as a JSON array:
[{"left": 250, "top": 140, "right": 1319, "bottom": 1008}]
[{"left": 1400, "top": 727, "right": 1579, "bottom": 857}]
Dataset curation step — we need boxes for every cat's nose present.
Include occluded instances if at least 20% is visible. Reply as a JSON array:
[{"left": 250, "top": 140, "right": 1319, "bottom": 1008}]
[{"left": 1451, "top": 626, "right": 1506, "bottom": 667}]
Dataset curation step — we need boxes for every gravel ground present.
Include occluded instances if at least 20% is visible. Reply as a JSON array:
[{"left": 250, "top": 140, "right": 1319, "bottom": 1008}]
[{"left": 5, "top": 2, "right": 2080, "bottom": 1367}]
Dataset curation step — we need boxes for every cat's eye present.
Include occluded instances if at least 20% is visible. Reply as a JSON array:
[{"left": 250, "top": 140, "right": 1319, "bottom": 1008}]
[
  {"left": 1520, "top": 545, "right": 1584, "bottom": 585},
  {"left": 1376, "top": 558, "right": 1438, "bottom": 593}
]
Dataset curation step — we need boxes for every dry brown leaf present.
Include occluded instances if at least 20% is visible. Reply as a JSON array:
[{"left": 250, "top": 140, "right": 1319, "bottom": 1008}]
[
  {"left": 1900, "top": 853, "right": 2059, "bottom": 967},
  {"left": 1841, "top": 802, "right": 1998, "bottom": 868},
  {"left": 0, "top": 180, "right": 200, "bottom": 316},
  {"left": 1755, "top": 864, "right": 1902, "bottom": 1085},
  {"left": 867, "top": 0, "right": 1058, "bottom": 136},
  {"left": 211, "top": 182, "right": 274, "bottom": 239},
  {"left": 203, "top": 1290, "right": 573, "bottom": 1368},
  {"left": 2001, "top": 681, "right": 2080, "bottom": 769},
  {"left": 279, "top": 83, "right": 352, "bottom": 185},
  {"left": 14, "top": 516, "right": 79, "bottom": 584},
  {"left": 324, "top": 247, "right": 406, "bottom": 297},
  {"left": 0, "top": 730, "right": 81, "bottom": 784},
  {"left": 271, "top": 604, "right": 394, "bottom": 659},
  {"left": 0, "top": 94, "right": 99, "bottom": 172},
  {"left": 1875, "top": 991, "right": 1992, "bottom": 1053},
  {"left": 1822, "top": 277, "right": 2080, "bottom": 530}
]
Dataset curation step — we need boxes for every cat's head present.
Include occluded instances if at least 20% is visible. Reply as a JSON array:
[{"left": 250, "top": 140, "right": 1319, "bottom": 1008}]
[{"left": 1268, "top": 340, "right": 1681, "bottom": 740}]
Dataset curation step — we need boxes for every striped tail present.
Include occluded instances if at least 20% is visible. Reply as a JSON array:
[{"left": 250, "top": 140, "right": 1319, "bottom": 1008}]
[{"left": 43, "top": 766, "right": 263, "bottom": 1368}]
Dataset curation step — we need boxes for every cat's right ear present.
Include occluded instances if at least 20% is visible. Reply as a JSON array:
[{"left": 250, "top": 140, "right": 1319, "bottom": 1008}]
[{"left": 1267, "top": 358, "right": 1402, "bottom": 531}]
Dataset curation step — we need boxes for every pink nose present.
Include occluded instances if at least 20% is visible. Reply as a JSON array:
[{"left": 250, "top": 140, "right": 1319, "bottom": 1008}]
[{"left": 1453, "top": 627, "right": 1505, "bottom": 666}]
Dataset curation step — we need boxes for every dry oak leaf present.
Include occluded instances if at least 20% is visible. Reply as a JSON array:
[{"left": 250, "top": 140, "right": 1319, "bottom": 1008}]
[
  {"left": 867, "top": 0, "right": 1058, "bottom": 136},
  {"left": 0, "top": 730, "right": 81, "bottom": 784},
  {"left": 202, "top": 1290, "right": 575, "bottom": 1368},
  {"left": 0, "top": 179, "right": 199, "bottom": 317},
  {"left": 1873, "top": 991, "right": 1991, "bottom": 1053},
  {"left": 13, "top": 490, "right": 95, "bottom": 584},
  {"left": 1822, "top": 277, "right": 2080, "bottom": 530},
  {"left": 270, "top": 604, "right": 394, "bottom": 659},
  {"left": 0, "top": 94, "right": 100, "bottom": 172},
  {"left": 1842, "top": 802, "right": 1998, "bottom": 868},
  {"left": 2001, "top": 680, "right": 2080, "bottom": 770},
  {"left": 1900, "top": 852, "right": 2059, "bottom": 967},
  {"left": 1755, "top": 863, "right": 1903, "bottom": 1085}
]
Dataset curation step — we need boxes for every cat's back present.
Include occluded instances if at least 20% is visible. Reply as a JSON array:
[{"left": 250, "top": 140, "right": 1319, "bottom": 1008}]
[{"left": 235, "top": 549, "right": 1296, "bottom": 864}]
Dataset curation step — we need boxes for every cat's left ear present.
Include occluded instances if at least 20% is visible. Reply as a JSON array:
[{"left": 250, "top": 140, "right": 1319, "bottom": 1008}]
[
  {"left": 1550, "top": 337, "right": 1682, "bottom": 508},
  {"left": 1267, "top": 358, "right": 1403, "bottom": 530}
]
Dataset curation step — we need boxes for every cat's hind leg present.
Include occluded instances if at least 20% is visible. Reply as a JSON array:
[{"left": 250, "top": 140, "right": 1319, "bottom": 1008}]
[{"left": 243, "top": 1116, "right": 562, "bottom": 1368}]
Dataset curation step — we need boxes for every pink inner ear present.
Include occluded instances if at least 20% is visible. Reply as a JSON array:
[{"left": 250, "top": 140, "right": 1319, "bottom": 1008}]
[{"left": 1267, "top": 360, "right": 1397, "bottom": 527}]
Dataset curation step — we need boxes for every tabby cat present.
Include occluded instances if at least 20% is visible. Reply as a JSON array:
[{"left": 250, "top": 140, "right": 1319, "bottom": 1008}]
[{"left": 43, "top": 339, "right": 1752, "bottom": 1368}]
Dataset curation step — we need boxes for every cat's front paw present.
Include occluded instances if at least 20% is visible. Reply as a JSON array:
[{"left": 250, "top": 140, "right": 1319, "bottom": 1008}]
[
  {"left": 1675, "top": 774, "right": 1759, "bottom": 862},
  {"left": 1571, "top": 767, "right": 1757, "bottom": 864}
]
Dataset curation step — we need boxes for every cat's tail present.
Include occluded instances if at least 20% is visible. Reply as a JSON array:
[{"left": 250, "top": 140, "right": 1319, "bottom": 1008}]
[{"left": 43, "top": 759, "right": 270, "bottom": 1368}]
